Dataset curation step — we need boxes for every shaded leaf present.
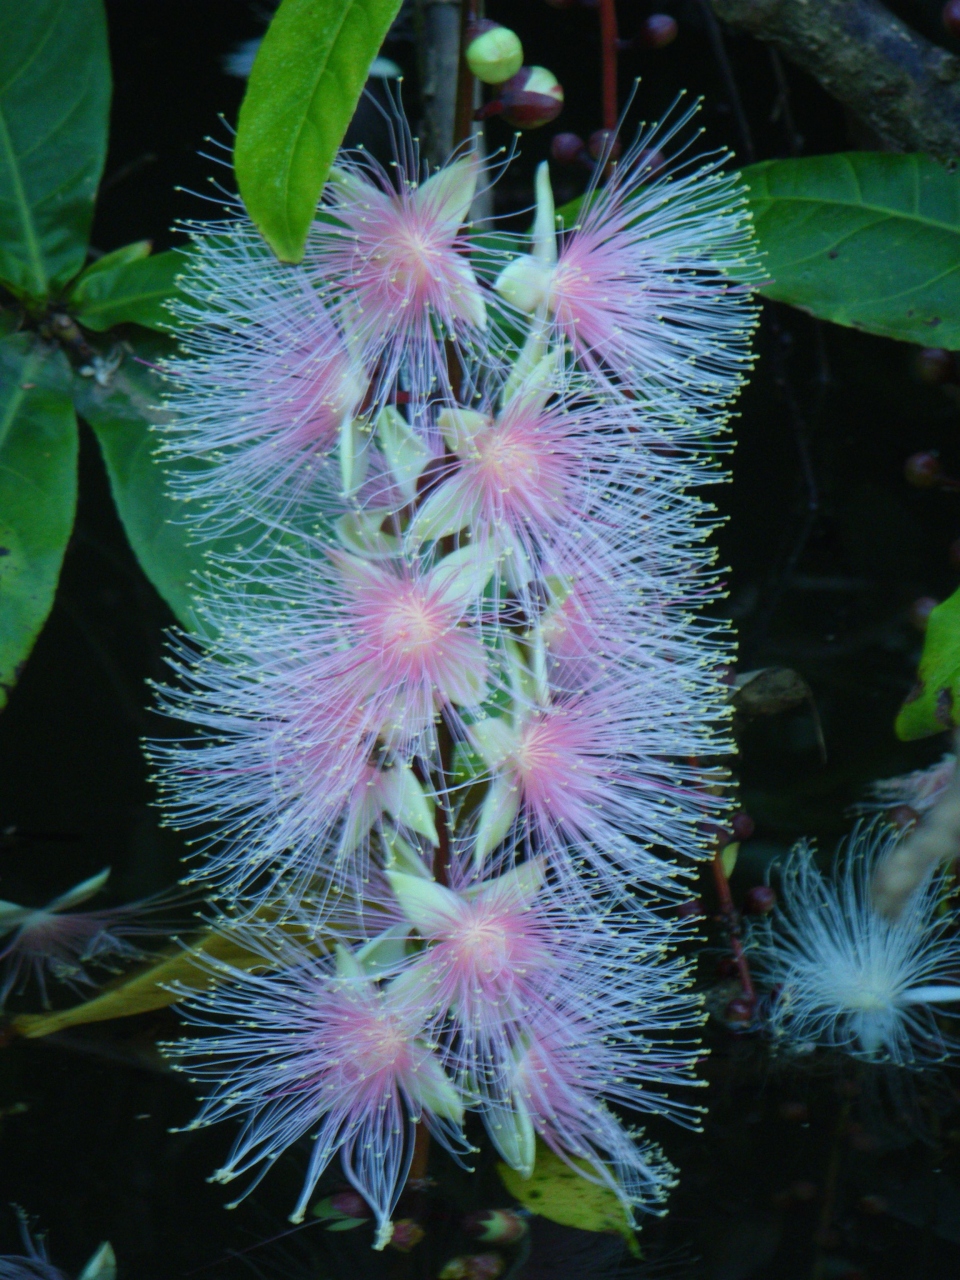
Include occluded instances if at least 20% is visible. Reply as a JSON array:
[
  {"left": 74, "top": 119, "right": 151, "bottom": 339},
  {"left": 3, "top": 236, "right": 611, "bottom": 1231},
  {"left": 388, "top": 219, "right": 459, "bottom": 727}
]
[
  {"left": 0, "top": 334, "right": 77, "bottom": 709},
  {"left": 896, "top": 586, "right": 960, "bottom": 740},
  {"left": 13, "top": 912, "right": 327, "bottom": 1039},
  {"left": 497, "top": 1141, "right": 639, "bottom": 1258},
  {"left": 742, "top": 153, "right": 960, "bottom": 347},
  {"left": 69, "top": 249, "right": 186, "bottom": 332},
  {"left": 235, "top": 0, "right": 403, "bottom": 262},
  {"left": 0, "top": 0, "right": 110, "bottom": 299}
]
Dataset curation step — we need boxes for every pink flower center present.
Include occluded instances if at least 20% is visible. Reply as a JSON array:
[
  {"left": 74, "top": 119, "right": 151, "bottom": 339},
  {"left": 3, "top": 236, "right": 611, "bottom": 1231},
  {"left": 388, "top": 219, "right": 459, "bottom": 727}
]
[{"left": 373, "top": 584, "right": 449, "bottom": 665}]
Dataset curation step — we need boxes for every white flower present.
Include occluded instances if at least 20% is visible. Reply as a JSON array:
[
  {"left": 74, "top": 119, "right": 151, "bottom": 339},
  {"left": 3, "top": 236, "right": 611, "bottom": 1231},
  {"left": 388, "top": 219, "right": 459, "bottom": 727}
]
[{"left": 751, "top": 823, "right": 960, "bottom": 1066}]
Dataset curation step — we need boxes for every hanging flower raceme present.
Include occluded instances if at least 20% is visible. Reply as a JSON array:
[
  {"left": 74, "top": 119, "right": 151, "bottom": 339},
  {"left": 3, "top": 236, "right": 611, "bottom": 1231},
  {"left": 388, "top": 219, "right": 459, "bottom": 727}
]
[
  {"left": 750, "top": 823, "right": 960, "bottom": 1066},
  {"left": 154, "top": 92, "right": 759, "bottom": 1236}
]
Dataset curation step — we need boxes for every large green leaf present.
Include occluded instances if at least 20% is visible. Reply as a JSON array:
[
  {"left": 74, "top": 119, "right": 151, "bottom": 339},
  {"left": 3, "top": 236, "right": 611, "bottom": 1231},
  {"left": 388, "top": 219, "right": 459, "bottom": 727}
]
[
  {"left": 0, "top": 0, "right": 111, "bottom": 300},
  {"left": 71, "top": 341, "right": 214, "bottom": 634},
  {"left": 69, "top": 248, "right": 186, "bottom": 332},
  {"left": 498, "top": 1141, "right": 639, "bottom": 1257},
  {"left": 742, "top": 153, "right": 960, "bottom": 348},
  {"left": 235, "top": 0, "right": 403, "bottom": 263},
  {"left": 896, "top": 586, "right": 960, "bottom": 740},
  {"left": 0, "top": 334, "right": 78, "bottom": 708}
]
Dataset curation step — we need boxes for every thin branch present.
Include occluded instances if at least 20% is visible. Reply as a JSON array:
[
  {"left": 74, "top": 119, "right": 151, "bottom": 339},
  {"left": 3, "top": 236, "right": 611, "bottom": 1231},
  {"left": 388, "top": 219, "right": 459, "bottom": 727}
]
[{"left": 711, "top": 0, "right": 960, "bottom": 160}]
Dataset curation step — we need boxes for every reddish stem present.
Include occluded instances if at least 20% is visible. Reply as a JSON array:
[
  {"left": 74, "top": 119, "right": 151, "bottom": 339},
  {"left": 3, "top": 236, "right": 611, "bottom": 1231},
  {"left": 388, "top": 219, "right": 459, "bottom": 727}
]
[
  {"left": 453, "top": 2, "right": 478, "bottom": 149},
  {"left": 598, "top": 0, "right": 619, "bottom": 133},
  {"left": 711, "top": 850, "right": 755, "bottom": 1006}
]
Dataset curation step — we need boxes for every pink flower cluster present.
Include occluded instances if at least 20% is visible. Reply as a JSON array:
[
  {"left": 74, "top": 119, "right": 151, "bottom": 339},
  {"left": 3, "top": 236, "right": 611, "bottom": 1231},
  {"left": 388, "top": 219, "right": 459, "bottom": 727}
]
[{"left": 157, "top": 106, "right": 758, "bottom": 1246}]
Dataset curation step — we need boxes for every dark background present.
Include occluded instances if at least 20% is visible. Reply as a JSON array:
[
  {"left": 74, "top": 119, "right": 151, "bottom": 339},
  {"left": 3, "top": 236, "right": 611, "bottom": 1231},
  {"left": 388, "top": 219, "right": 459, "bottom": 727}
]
[{"left": 3, "top": 1, "right": 960, "bottom": 1277}]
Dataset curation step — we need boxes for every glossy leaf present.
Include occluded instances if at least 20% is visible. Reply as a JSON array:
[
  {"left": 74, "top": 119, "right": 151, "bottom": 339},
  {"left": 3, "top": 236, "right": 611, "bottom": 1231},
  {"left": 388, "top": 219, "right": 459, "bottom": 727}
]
[
  {"left": 896, "top": 586, "right": 960, "bottom": 740},
  {"left": 69, "top": 249, "right": 186, "bottom": 332},
  {"left": 742, "top": 153, "right": 960, "bottom": 348},
  {"left": 13, "top": 914, "right": 328, "bottom": 1038},
  {"left": 498, "top": 1141, "right": 639, "bottom": 1257},
  {"left": 235, "top": 0, "right": 404, "bottom": 262},
  {"left": 0, "top": 0, "right": 111, "bottom": 299},
  {"left": 0, "top": 334, "right": 78, "bottom": 710}
]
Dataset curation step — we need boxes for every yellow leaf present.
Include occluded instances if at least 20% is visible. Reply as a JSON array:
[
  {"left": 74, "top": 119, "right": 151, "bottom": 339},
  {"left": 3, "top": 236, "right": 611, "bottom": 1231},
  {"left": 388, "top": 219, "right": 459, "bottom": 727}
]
[
  {"left": 721, "top": 841, "right": 740, "bottom": 878},
  {"left": 497, "top": 1140, "right": 640, "bottom": 1257},
  {"left": 12, "top": 916, "right": 323, "bottom": 1040}
]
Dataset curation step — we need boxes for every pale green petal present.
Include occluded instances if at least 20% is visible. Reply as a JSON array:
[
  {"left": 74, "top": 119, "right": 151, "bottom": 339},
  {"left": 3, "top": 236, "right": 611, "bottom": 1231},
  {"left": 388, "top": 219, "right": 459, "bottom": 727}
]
[
  {"left": 385, "top": 869, "right": 461, "bottom": 931},
  {"left": 415, "top": 153, "right": 479, "bottom": 228},
  {"left": 48, "top": 868, "right": 111, "bottom": 913},
  {"left": 437, "top": 406, "right": 489, "bottom": 457},
  {"left": 377, "top": 405, "right": 431, "bottom": 502},
  {"left": 532, "top": 161, "right": 558, "bottom": 265},
  {"left": 485, "top": 1098, "right": 536, "bottom": 1177},
  {"left": 474, "top": 774, "right": 521, "bottom": 864},
  {"left": 470, "top": 716, "right": 518, "bottom": 768},
  {"left": 381, "top": 765, "right": 439, "bottom": 845},
  {"left": 77, "top": 1243, "right": 116, "bottom": 1280}
]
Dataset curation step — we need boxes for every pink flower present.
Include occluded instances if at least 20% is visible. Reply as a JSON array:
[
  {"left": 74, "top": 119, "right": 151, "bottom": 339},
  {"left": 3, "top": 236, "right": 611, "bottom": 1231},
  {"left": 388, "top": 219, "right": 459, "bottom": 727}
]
[
  {"left": 154, "top": 543, "right": 497, "bottom": 902},
  {"left": 161, "top": 219, "right": 365, "bottom": 527},
  {"left": 306, "top": 141, "right": 489, "bottom": 411},
  {"left": 167, "top": 936, "right": 468, "bottom": 1246},
  {"left": 0, "top": 870, "right": 166, "bottom": 1007},
  {"left": 495, "top": 120, "right": 759, "bottom": 417}
]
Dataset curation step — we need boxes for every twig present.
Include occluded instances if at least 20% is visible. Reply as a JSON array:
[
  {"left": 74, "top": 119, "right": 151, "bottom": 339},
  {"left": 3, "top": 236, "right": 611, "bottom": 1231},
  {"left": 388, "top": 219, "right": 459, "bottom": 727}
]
[
  {"left": 599, "top": 0, "right": 620, "bottom": 133},
  {"left": 696, "top": 0, "right": 755, "bottom": 163},
  {"left": 711, "top": 0, "right": 960, "bottom": 160},
  {"left": 711, "top": 850, "right": 756, "bottom": 1007}
]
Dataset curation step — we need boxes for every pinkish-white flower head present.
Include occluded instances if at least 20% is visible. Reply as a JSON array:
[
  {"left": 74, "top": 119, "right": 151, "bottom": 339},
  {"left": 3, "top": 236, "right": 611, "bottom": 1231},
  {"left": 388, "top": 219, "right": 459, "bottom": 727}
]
[
  {"left": 160, "top": 219, "right": 366, "bottom": 529},
  {"left": 153, "top": 542, "right": 498, "bottom": 904},
  {"left": 495, "top": 111, "right": 759, "bottom": 419},
  {"left": 166, "top": 934, "right": 468, "bottom": 1247},
  {"left": 306, "top": 133, "right": 490, "bottom": 413},
  {"left": 751, "top": 824, "right": 960, "bottom": 1066},
  {"left": 861, "top": 753, "right": 956, "bottom": 818}
]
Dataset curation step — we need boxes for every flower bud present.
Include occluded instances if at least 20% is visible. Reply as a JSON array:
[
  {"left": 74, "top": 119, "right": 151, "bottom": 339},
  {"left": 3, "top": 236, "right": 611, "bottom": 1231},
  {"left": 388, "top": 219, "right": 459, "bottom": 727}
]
[
  {"left": 731, "top": 811, "right": 755, "bottom": 841},
  {"left": 329, "top": 1190, "right": 371, "bottom": 1219},
  {"left": 945, "top": 1, "right": 960, "bottom": 39},
  {"left": 914, "top": 347, "right": 955, "bottom": 384},
  {"left": 388, "top": 1219, "right": 426, "bottom": 1252},
  {"left": 550, "top": 132, "right": 586, "bottom": 165},
  {"left": 466, "top": 21, "right": 524, "bottom": 85},
  {"left": 439, "top": 1255, "right": 505, "bottom": 1280},
  {"left": 462, "top": 1209, "right": 528, "bottom": 1244},
  {"left": 743, "top": 885, "right": 776, "bottom": 915},
  {"left": 500, "top": 67, "right": 564, "bottom": 129},
  {"left": 638, "top": 14, "right": 679, "bottom": 48},
  {"left": 723, "top": 994, "right": 755, "bottom": 1028}
]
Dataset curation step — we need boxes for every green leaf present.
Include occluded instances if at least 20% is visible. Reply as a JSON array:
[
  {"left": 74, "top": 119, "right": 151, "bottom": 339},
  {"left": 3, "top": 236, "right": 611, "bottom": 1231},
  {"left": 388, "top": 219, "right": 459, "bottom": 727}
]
[
  {"left": 0, "top": 334, "right": 77, "bottom": 709},
  {"left": 69, "top": 249, "right": 186, "bottom": 332},
  {"left": 235, "top": 0, "right": 404, "bottom": 263},
  {"left": 0, "top": 0, "right": 111, "bottom": 300},
  {"left": 70, "top": 340, "right": 215, "bottom": 633},
  {"left": 12, "top": 910, "right": 328, "bottom": 1038},
  {"left": 896, "top": 586, "right": 960, "bottom": 739},
  {"left": 80, "top": 241, "right": 153, "bottom": 277},
  {"left": 742, "top": 153, "right": 960, "bottom": 348},
  {"left": 497, "top": 1140, "right": 639, "bottom": 1258}
]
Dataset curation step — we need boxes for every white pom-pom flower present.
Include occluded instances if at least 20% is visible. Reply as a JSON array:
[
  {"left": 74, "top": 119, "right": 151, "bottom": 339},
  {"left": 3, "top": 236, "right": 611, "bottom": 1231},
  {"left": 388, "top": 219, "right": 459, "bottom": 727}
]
[{"left": 751, "top": 823, "right": 960, "bottom": 1066}]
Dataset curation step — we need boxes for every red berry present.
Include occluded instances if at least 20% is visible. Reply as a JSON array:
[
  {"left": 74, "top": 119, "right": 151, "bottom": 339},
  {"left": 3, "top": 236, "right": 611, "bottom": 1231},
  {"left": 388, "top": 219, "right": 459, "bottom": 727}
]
[
  {"left": 909, "top": 595, "right": 939, "bottom": 632},
  {"left": 914, "top": 347, "right": 955, "bottom": 384},
  {"left": 550, "top": 132, "right": 586, "bottom": 164},
  {"left": 944, "top": 0, "right": 960, "bottom": 38},
  {"left": 637, "top": 14, "right": 679, "bottom": 48},
  {"left": 587, "top": 129, "right": 622, "bottom": 161},
  {"left": 677, "top": 897, "right": 705, "bottom": 919},
  {"left": 743, "top": 885, "right": 777, "bottom": 915},
  {"left": 388, "top": 1219, "right": 426, "bottom": 1252},
  {"left": 731, "top": 811, "right": 755, "bottom": 841},
  {"left": 904, "top": 450, "right": 943, "bottom": 488}
]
